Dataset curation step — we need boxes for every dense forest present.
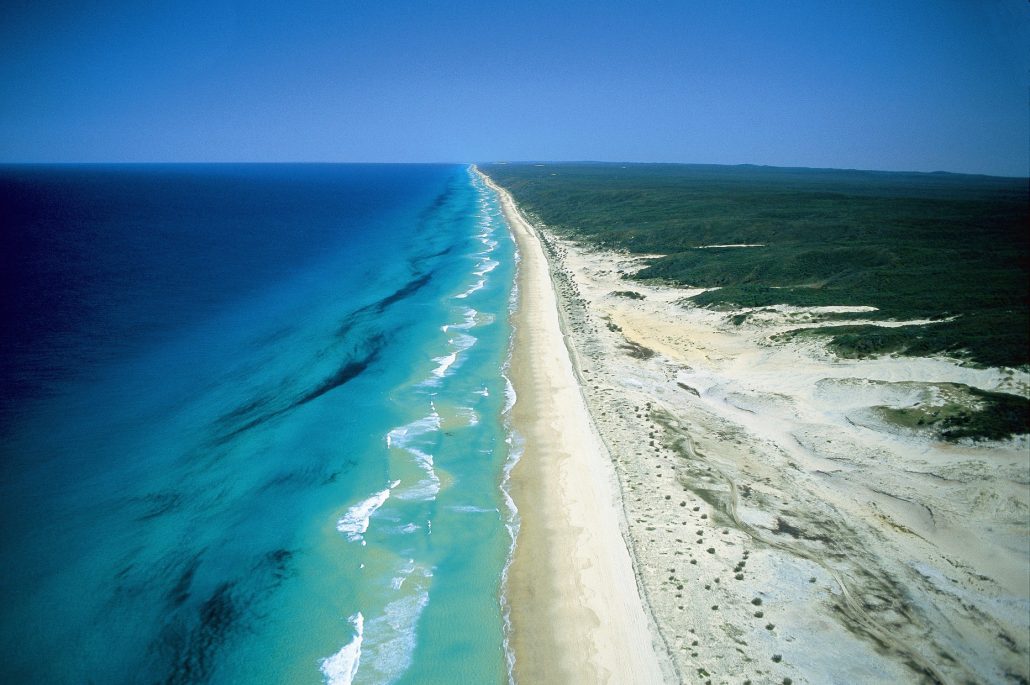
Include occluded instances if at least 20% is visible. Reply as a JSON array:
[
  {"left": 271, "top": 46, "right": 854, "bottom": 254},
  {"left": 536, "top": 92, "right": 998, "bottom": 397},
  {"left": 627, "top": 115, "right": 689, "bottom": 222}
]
[{"left": 482, "top": 162, "right": 1029, "bottom": 370}]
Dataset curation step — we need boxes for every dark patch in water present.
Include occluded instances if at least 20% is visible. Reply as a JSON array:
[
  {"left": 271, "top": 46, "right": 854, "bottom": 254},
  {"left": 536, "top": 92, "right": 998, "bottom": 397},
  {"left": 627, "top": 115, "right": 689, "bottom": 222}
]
[
  {"left": 336, "top": 271, "right": 434, "bottom": 339},
  {"left": 263, "top": 548, "right": 295, "bottom": 585},
  {"left": 198, "top": 583, "right": 237, "bottom": 635},
  {"left": 258, "top": 466, "right": 330, "bottom": 493},
  {"left": 335, "top": 313, "right": 360, "bottom": 341},
  {"left": 211, "top": 413, "right": 276, "bottom": 445},
  {"left": 372, "top": 273, "right": 432, "bottom": 314},
  {"left": 210, "top": 248, "right": 433, "bottom": 446},
  {"left": 427, "top": 244, "right": 455, "bottom": 259},
  {"left": 249, "top": 323, "right": 295, "bottom": 348},
  {"left": 159, "top": 581, "right": 238, "bottom": 685},
  {"left": 421, "top": 186, "right": 453, "bottom": 217},
  {"left": 291, "top": 339, "right": 383, "bottom": 408},
  {"left": 212, "top": 339, "right": 384, "bottom": 444},
  {"left": 216, "top": 395, "right": 273, "bottom": 426},
  {"left": 152, "top": 546, "right": 301, "bottom": 683},
  {"left": 258, "top": 470, "right": 304, "bottom": 492},
  {"left": 136, "top": 491, "right": 184, "bottom": 521},
  {"left": 168, "top": 553, "right": 203, "bottom": 608}
]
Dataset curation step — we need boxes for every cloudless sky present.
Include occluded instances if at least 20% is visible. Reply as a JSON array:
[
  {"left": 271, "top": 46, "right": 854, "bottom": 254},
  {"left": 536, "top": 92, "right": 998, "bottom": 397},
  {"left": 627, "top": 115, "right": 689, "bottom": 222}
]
[{"left": 1, "top": 0, "right": 1027, "bottom": 175}]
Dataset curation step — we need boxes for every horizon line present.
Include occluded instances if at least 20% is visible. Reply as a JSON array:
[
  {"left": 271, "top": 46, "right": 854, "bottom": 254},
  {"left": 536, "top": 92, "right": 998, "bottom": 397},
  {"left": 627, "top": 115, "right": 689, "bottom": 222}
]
[{"left": 0, "top": 159, "right": 1024, "bottom": 180}]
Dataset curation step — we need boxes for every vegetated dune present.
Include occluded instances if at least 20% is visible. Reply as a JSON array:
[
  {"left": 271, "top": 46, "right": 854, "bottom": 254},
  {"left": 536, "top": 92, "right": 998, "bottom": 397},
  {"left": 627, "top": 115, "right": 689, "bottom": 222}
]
[{"left": 534, "top": 230, "right": 1029, "bottom": 685}]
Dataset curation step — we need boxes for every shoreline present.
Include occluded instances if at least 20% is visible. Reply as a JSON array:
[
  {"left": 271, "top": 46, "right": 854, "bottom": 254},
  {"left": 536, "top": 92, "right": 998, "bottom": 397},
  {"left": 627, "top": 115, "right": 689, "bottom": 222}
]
[
  {"left": 478, "top": 168, "right": 670, "bottom": 684},
  {"left": 481, "top": 167, "right": 1028, "bottom": 684}
]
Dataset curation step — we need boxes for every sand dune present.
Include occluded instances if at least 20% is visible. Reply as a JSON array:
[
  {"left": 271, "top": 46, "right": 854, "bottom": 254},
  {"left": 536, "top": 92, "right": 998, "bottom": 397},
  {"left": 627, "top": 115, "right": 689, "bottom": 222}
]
[{"left": 485, "top": 169, "right": 1029, "bottom": 685}]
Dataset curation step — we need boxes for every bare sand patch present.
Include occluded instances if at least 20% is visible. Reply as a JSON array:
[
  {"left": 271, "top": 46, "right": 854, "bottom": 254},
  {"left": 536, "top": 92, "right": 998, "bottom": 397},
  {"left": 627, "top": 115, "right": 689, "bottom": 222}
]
[
  {"left": 479, "top": 170, "right": 670, "bottom": 684},
  {"left": 488, "top": 183, "right": 1028, "bottom": 684}
]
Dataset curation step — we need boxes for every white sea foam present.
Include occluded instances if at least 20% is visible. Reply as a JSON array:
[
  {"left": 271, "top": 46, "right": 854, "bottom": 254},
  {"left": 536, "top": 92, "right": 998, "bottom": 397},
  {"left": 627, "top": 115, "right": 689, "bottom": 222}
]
[
  {"left": 455, "top": 332, "right": 477, "bottom": 350},
  {"left": 336, "top": 482, "right": 399, "bottom": 543},
  {"left": 450, "top": 504, "right": 497, "bottom": 513},
  {"left": 492, "top": 176, "right": 523, "bottom": 684},
  {"left": 387, "top": 412, "right": 441, "bottom": 448},
  {"left": 499, "top": 426, "right": 523, "bottom": 684},
  {"left": 458, "top": 405, "right": 479, "bottom": 426},
  {"left": 502, "top": 375, "right": 517, "bottom": 414},
  {"left": 387, "top": 411, "right": 442, "bottom": 501},
  {"left": 442, "top": 307, "right": 478, "bottom": 332},
  {"left": 456, "top": 278, "right": 486, "bottom": 299},
  {"left": 361, "top": 564, "right": 433, "bottom": 683},
  {"left": 506, "top": 257, "right": 521, "bottom": 316},
  {"left": 406, "top": 446, "right": 436, "bottom": 472},
  {"left": 474, "top": 258, "right": 500, "bottom": 277},
  {"left": 431, "top": 351, "right": 459, "bottom": 378},
  {"left": 320, "top": 612, "right": 363, "bottom": 685},
  {"left": 429, "top": 333, "right": 477, "bottom": 379},
  {"left": 393, "top": 475, "right": 440, "bottom": 501},
  {"left": 391, "top": 558, "right": 418, "bottom": 590}
]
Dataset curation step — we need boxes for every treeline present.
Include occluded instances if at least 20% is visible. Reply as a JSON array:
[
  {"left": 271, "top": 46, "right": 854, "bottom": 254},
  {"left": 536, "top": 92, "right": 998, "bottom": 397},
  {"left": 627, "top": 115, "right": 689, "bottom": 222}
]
[{"left": 482, "top": 162, "right": 1028, "bottom": 369}]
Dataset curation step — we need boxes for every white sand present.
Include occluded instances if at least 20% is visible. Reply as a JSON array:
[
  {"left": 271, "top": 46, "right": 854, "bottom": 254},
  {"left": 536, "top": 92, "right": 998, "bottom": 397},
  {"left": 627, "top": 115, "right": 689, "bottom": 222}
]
[
  {"left": 479, "top": 170, "right": 671, "bottom": 684},
  {"left": 483, "top": 169, "right": 1030, "bottom": 684}
]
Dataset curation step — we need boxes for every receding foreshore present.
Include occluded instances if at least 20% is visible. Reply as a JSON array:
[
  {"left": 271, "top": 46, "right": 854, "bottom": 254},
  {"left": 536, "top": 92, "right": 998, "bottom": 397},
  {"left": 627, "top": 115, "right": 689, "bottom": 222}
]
[
  {"left": 478, "top": 168, "right": 670, "bottom": 684},
  {"left": 481, "top": 166, "right": 1029, "bottom": 685}
]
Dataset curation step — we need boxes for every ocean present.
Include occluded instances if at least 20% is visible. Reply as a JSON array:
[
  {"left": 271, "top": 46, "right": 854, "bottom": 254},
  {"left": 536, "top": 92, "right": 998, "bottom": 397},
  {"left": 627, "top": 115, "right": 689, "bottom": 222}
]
[{"left": 0, "top": 164, "right": 517, "bottom": 684}]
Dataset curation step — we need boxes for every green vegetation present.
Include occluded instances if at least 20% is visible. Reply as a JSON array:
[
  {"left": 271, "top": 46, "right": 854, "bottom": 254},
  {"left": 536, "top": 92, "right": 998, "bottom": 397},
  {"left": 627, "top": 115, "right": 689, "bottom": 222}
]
[
  {"left": 873, "top": 384, "right": 1030, "bottom": 442},
  {"left": 940, "top": 388, "right": 1030, "bottom": 440},
  {"left": 772, "top": 312, "right": 1025, "bottom": 367},
  {"left": 482, "top": 162, "right": 1028, "bottom": 369}
]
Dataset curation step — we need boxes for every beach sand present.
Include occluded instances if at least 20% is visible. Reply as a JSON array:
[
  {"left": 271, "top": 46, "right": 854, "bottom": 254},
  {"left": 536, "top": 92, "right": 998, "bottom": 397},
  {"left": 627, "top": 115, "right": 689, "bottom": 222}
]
[
  {"left": 480, "top": 170, "right": 671, "bottom": 684},
  {"left": 481, "top": 168, "right": 1029, "bottom": 684}
]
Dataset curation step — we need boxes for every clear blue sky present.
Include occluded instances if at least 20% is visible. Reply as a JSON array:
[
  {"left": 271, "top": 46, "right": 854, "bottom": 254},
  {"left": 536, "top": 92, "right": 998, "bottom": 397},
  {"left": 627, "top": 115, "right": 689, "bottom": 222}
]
[{"left": 1, "top": 0, "right": 1027, "bottom": 175}]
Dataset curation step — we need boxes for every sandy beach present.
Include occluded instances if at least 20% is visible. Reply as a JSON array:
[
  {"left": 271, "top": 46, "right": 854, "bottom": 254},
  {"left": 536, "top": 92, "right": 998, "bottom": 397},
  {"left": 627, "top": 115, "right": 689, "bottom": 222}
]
[
  {"left": 479, "top": 170, "right": 671, "bottom": 684},
  {"left": 481, "top": 168, "right": 1029, "bottom": 684}
]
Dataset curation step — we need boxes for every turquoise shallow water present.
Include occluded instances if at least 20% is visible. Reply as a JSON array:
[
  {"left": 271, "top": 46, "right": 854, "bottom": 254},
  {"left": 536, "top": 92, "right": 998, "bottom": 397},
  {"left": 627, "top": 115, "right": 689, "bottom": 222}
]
[{"left": 0, "top": 164, "right": 515, "bottom": 684}]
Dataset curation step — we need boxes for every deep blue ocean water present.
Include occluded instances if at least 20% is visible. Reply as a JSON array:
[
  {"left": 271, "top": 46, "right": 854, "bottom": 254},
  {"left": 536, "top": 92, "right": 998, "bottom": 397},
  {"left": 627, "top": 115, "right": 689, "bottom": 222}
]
[{"left": 0, "top": 164, "right": 516, "bottom": 684}]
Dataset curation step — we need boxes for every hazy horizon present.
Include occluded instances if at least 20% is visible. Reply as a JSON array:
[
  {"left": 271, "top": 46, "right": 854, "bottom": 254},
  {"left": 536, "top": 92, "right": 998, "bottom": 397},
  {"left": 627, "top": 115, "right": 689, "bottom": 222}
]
[
  {"left": 2, "top": 160, "right": 1026, "bottom": 180},
  {"left": 2, "top": 1, "right": 1027, "bottom": 176}
]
